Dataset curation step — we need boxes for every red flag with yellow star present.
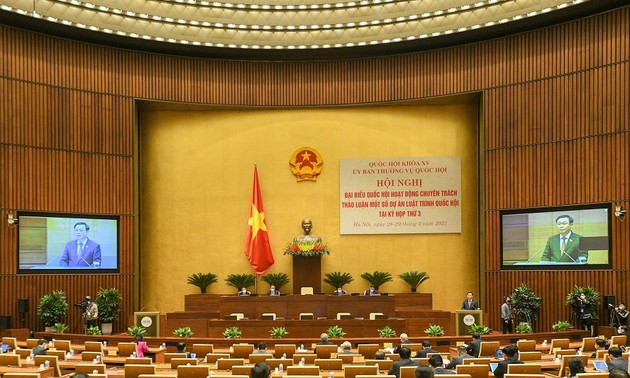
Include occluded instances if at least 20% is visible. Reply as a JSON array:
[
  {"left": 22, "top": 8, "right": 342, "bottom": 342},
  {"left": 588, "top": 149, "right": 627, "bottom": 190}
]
[{"left": 244, "top": 166, "right": 275, "bottom": 274}]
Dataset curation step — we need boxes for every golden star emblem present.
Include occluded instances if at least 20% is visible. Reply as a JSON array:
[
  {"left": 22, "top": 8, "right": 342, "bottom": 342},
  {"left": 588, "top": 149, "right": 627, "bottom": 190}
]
[{"left": 248, "top": 204, "right": 267, "bottom": 237}]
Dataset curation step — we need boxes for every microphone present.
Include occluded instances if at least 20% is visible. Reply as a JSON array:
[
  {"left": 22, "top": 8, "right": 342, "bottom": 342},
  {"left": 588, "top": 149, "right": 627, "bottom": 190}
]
[
  {"left": 46, "top": 254, "right": 65, "bottom": 266},
  {"left": 527, "top": 247, "right": 544, "bottom": 262}
]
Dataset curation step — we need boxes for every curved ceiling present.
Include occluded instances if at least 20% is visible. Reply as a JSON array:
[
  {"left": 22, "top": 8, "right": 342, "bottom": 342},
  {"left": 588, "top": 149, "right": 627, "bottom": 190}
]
[{"left": 0, "top": 0, "right": 628, "bottom": 59}]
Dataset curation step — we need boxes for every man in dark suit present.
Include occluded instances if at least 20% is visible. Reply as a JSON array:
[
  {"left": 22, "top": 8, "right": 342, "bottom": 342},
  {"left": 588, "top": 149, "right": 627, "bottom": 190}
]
[
  {"left": 428, "top": 355, "right": 450, "bottom": 375},
  {"left": 59, "top": 222, "right": 102, "bottom": 267},
  {"left": 492, "top": 344, "right": 524, "bottom": 378},
  {"left": 540, "top": 214, "right": 587, "bottom": 263},
  {"left": 607, "top": 347, "right": 629, "bottom": 372},
  {"left": 388, "top": 347, "right": 420, "bottom": 378},
  {"left": 364, "top": 285, "right": 379, "bottom": 296},
  {"left": 446, "top": 345, "right": 473, "bottom": 369},
  {"left": 415, "top": 341, "right": 438, "bottom": 358},
  {"left": 468, "top": 333, "right": 481, "bottom": 358},
  {"left": 316, "top": 333, "right": 334, "bottom": 346},
  {"left": 32, "top": 339, "right": 49, "bottom": 356},
  {"left": 267, "top": 286, "right": 280, "bottom": 296},
  {"left": 393, "top": 333, "right": 413, "bottom": 354},
  {"left": 461, "top": 292, "right": 479, "bottom": 310}
]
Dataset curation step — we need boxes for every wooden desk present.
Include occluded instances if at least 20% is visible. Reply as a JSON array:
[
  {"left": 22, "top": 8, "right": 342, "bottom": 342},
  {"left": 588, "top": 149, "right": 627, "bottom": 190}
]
[
  {"left": 218, "top": 295, "right": 395, "bottom": 320},
  {"left": 0, "top": 366, "right": 55, "bottom": 378}
]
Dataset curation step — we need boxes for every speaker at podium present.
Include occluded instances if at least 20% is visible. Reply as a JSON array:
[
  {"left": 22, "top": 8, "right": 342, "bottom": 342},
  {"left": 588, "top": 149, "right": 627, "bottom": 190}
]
[
  {"left": 455, "top": 310, "right": 483, "bottom": 335},
  {"left": 134, "top": 312, "right": 160, "bottom": 336}
]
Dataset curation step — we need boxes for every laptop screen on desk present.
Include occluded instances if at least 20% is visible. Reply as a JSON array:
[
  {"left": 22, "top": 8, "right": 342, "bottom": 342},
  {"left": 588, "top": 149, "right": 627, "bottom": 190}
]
[
  {"left": 490, "top": 363, "right": 499, "bottom": 373},
  {"left": 0, "top": 344, "right": 9, "bottom": 353},
  {"left": 593, "top": 361, "right": 607, "bottom": 371}
]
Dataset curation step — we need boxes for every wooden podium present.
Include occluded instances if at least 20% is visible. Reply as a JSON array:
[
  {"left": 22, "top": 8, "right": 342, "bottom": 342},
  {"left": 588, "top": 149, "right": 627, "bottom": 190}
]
[
  {"left": 292, "top": 255, "right": 322, "bottom": 294},
  {"left": 134, "top": 311, "right": 160, "bottom": 336},
  {"left": 455, "top": 309, "right": 483, "bottom": 335}
]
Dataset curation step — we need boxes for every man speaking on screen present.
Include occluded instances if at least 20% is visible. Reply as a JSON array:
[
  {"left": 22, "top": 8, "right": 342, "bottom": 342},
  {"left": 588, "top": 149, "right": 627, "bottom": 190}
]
[
  {"left": 59, "top": 222, "right": 102, "bottom": 267},
  {"left": 540, "top": 215, "right": 587, "bottom": 263}
]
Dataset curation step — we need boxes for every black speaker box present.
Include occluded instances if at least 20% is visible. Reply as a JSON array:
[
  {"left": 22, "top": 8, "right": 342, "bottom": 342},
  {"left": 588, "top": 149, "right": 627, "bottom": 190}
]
[
  {"left": 17, "top": 298, "right": 29, "bottom": 313},
  {"left": 0, "top": 315, "right": 12, "bottom": 330},
  {"left": 604, "top": 295, "right": 616, "bottom": 307}
]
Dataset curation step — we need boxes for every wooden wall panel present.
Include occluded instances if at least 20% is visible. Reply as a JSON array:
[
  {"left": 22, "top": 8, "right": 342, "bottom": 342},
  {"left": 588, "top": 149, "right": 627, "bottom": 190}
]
[
  {"left": 0, "top": 6, "right": 628, "bottom": 335},
  {"left": 0, "top": 146, "right": 133, "bottom": 214}
]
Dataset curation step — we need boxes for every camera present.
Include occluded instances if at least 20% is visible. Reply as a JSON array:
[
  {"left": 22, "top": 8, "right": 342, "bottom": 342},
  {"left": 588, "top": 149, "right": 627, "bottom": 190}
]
[{"left": 74, "top": 298, "right": 89, "bottom": 310}]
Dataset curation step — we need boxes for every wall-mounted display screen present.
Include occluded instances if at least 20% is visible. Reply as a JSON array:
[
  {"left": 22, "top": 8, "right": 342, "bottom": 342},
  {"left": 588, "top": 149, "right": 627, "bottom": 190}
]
[
  {"left": 501, "top": 204, "right": 611, "bottom": 270},
  {"left": 17, "top": 212, "right": 119, "bottom": 273}
]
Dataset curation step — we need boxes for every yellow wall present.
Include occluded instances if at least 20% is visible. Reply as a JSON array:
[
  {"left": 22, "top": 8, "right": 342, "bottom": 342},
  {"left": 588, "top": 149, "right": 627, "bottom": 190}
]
[{"left": 139, "top": 102, "right": 480, "bottom": 313}]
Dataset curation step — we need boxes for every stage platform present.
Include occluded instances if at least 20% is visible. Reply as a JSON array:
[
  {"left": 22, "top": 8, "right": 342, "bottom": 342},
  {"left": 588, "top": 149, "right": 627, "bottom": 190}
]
[{"left": 164, "top": 293, "right": 451, "bottom": 337}]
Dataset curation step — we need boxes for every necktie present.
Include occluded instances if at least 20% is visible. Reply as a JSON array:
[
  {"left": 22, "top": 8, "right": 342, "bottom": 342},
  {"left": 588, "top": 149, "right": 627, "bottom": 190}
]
[
  {"left": 77, "top": 242, "right": 84, "bottom": 259},
  {"left": 561, "top": 236, "right": 567, "bottom": 253}
]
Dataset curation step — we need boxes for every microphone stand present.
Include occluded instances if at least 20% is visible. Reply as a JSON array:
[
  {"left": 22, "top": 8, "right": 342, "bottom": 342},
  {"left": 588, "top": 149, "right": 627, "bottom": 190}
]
[
  {"left": 527, "top": 248, "right": 544, "bottom": 262},
  {"left": 562, "top": 250, "right": 577, "bottom": 262}
]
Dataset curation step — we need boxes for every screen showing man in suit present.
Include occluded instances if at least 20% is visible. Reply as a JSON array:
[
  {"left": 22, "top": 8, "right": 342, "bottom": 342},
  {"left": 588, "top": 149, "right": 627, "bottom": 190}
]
[
  {"left": 17, "top": 213, "right": 118, "bottom": 273},
  {"left": 500, "top": 205, "right": 610, "bottom": 269}
]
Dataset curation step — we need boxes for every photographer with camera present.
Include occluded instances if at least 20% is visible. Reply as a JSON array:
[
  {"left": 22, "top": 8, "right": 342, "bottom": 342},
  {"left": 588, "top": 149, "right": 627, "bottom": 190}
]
[
  {"left": 573, "top": 293, "right": 593, "bottom": 336},
  {"left": 76, "top": 296, "right": 98, "bottom": 331},
  {"left": 501, "top": 296, "right": 513, "bottom": 334}
]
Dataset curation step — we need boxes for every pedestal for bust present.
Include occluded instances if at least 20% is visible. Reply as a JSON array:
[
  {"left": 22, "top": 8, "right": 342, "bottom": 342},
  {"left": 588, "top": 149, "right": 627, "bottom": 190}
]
[{"left": 292, "top": 255, "right": 322, "bottom": 294}]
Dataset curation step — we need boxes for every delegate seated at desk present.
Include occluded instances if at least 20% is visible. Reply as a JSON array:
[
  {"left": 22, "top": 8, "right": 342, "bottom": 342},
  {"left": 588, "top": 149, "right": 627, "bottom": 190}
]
[
  {"left": 267, "top": 286, "right": 280, "bottom": 296},
  {"left": 540, "top": 215, "right": 587, "bottom": 263}
]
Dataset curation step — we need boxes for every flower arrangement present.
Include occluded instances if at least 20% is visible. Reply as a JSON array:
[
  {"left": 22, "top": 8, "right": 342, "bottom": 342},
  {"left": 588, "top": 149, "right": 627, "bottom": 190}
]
[{"left": 284, "top": 241, "right": 330, "bottom": 256}]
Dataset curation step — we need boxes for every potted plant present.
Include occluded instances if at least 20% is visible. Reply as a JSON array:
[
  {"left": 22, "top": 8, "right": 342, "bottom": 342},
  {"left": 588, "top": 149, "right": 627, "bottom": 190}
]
[
  {"left": 223, "top": 326, "right": 242, "bottom": 339},
  {"left": 225, "top": 274, "right": 256, "bottom": 293},
  {"left": 323, "top": 272, "right": 354, "bottom": 290},
  {"left": 511, "top": 284, "right": 542, "bottom": 329},
  {"left": 86, "top": 325, "right": 102, "bottom": 335},
  {"left": 515, "top": 322, "right": 532, "bottom": 334},
  {"left": 552, "top": 320, "right": 572, "bottom": 331},
  {"left": 468, "top": 324, "right": 490, "bottom": 335},
  {"left": 173, "top": 326, "right": 193, "bottom": 338},
  {"left": 398, "top": 271, "right": 430, "bottom": 293},
  {"left": 51, "top": 323, "right": 69, "bottom": 333},
  {"left": 360, "top": 271, "right": 393, "bottom": 291},
  {"left": 128, "top": 326, "right": 147, "bottom": 336},
  {"left": 424, "top": 324, "right": 444, "bottom": 336},
  {"left": 37, "top": 290, "right": 69, "bottom": 331},
  {"left": 378, "top": 326, "right": 397, "bottom": 338},
  {"left": 270, "top": 326, "right": 288, "bottom": 339},
  {"left": 95, "top": 287, "right": 122, "bottom": 335},
  {"left": 261, "top": 273, "right": 290, "bottom": 292},
  {"left": 187, "top": 272, "right": 218, "bottom": 294},
  {"left": 327, "top": 325, "right": 346, "bottom": 338}
]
